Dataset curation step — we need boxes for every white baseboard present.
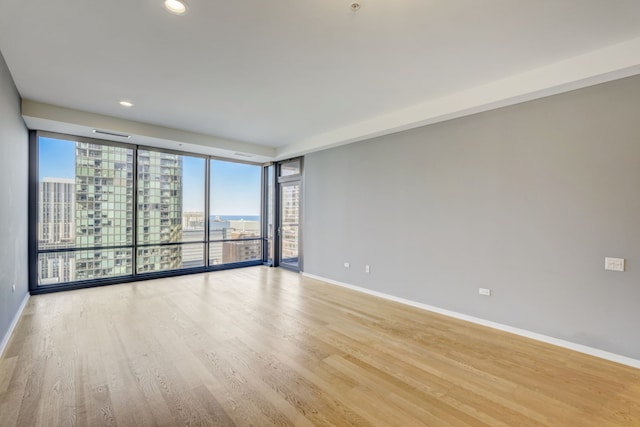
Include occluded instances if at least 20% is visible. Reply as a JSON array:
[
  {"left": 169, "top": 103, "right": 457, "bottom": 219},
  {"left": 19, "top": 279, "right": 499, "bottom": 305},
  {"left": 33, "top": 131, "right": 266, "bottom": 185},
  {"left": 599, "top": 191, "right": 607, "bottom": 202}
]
[
  {"left": 302, "top": 272, "right": 640, "bottom": 369},
  {"left": 0, "top": 292, "right": 30, "bottom": 358}
]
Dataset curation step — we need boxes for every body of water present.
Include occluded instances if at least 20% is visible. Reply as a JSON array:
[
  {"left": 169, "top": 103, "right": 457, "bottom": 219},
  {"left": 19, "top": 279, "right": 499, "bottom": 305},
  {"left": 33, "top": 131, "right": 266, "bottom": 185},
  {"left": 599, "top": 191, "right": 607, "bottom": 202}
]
[{"left": 211, "top": 215, "right": 260, "bottom": 222}]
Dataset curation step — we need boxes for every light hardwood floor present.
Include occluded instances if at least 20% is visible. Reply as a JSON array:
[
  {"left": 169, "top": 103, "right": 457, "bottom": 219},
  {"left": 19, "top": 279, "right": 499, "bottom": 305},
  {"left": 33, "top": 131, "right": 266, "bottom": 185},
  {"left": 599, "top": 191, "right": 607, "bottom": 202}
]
[{"left": 1, "top": 267, "right": 639, "bottom": 426}]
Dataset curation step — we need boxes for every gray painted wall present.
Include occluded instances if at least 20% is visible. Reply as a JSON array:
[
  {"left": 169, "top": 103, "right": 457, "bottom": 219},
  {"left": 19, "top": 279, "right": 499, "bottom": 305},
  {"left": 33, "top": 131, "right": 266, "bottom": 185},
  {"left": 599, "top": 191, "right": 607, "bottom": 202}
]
[
  {"left": 0, "top": 50, "right": 28, "bottom": 350},
  {"left": 304, "top": 75, "right": 640, "bottom": 360}
]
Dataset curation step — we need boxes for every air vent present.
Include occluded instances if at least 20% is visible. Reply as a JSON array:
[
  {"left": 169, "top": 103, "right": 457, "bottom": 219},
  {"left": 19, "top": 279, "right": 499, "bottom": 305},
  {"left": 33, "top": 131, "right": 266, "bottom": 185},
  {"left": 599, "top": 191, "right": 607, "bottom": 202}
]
[
  {"left": 233, "top": 152, "right": 254, "bottom": 158},
  {"left": 92, "top": 129, "right": 131, "bottom": 138}
]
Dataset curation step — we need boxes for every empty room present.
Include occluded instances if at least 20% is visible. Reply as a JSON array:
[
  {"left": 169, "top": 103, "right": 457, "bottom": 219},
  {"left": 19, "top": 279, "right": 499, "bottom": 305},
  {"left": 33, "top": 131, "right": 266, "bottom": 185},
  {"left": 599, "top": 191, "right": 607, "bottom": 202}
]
[{"left": 1, "top": 1, "right": 640, "bottom": 425}]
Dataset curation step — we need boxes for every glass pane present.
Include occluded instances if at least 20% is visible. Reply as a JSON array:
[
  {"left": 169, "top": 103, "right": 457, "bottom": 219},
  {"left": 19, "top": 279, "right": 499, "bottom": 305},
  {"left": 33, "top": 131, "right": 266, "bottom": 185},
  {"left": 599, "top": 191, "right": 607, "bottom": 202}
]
[
  {"left": 38, "top": 136, "right": 135, "bottom": 286},
  {"left": 181, "top": 156, "right": 206, "bottom": 242},
  {"left": 38, "top": 248, "right": 133, "bottom": 285},
  {"left": 209, "top": 240, "right": 262, "bottom": 265},
  {"left": 281, "top": 183, "right": 299, "bottom": 266},
  {"left": 209, "top": 241, "right": 224, "bottom": 265},
  {"left": 266, "top": 165, "right": 275, "bottom": 264},
  {"left": 75, "top": 142, "right": 134, "bottom": 248},
  {"left": 209, "top": 160, "right": 262, "bottom": 242},
  {"left": 181, "top": 243, "right": 205, "bottom": 268},
  {"left": 38, "top": 137, "right": 75, "bottom": 251},
  {"left": 38, "top": 137, "right": 134, "bottom": 251},
  {"left": 137, "top": 150, "right": 205, "bottom": 246},
  {"left": 280, "top": 160, "right": 300, "bottom": 177},
  {"left": 137, "top": 243, "right": 204, "bottom": 273},
  {"left": 36, "top": 134, "right": 262, "bottom": 286}
]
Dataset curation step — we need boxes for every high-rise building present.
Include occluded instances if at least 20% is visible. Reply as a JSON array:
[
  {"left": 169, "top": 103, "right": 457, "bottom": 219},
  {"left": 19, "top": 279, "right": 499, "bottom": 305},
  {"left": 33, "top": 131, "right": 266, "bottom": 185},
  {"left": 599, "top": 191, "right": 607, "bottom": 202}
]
[
  {"left": 136, "top": 150, "right": 183, "bottom": 273},
  {"left": 75, "top": 142, "right": 134, "bottom": 280},
  {"left": 38, "top": 144, "right": 186, "bottom": 282},
  {"left": 182, "top": 211, "right": 205, "bottom": 231},
  {"left": 38, "top": 177, "right": 76, "bottom": 284},
  {"left": 209, "top": 217, "right": 231, "bottom": 265},
  {"left": 222, "top": 231, "right": 262, "bottom": 263},
  {"left": 209, "top": 218, "right": 261, "bottom": 265},
  {"left": 39, "top": 177, "right": 75, "bottom": 246},
  {"left": 75, "top": 145, "right": 185, "bottom": 278},
  {"left": 181, "top": 211, "right": 206, "bottom": 267}
]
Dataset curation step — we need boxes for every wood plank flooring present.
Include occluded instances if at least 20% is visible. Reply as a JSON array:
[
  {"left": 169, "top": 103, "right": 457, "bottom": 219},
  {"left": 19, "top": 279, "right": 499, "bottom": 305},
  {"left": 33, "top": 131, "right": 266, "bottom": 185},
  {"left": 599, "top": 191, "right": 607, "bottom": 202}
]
[{"left": 1, "top": 266, "right": 639, "bottom": 426}]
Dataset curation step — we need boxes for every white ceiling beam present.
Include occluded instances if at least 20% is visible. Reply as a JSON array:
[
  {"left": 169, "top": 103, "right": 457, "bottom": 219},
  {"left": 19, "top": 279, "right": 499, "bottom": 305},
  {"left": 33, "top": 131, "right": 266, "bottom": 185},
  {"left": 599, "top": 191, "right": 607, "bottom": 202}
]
[{"left": 277, "top": 36, "right": 640, "bottom": 160}]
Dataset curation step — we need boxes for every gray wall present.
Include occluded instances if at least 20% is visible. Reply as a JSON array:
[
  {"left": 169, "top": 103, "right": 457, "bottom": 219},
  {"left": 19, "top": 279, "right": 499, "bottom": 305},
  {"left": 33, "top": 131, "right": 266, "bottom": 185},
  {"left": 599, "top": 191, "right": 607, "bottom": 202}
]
[
  {"left": 304, "top": 75, "right": 640, "bottom": 360},
  {"left": 0, "top": 50, "right": 28, "bottom": 350}
]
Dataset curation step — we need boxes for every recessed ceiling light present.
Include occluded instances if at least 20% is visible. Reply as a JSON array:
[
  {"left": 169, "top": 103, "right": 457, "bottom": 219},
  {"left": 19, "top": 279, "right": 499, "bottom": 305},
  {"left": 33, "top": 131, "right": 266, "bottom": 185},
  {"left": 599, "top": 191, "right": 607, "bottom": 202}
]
[
  {"left": 119, "top": 100, "right": 134, "bottom": 108},
  {"left": 164, "top": 0, "right": 188, "bottom": 15}
]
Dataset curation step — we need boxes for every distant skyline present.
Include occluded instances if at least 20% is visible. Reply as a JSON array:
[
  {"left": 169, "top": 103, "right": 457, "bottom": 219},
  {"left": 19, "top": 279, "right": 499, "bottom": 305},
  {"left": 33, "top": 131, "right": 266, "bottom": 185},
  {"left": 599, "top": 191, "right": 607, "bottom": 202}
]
[{"left": 39, "top": 136, "right": 261, "bottom": 215}]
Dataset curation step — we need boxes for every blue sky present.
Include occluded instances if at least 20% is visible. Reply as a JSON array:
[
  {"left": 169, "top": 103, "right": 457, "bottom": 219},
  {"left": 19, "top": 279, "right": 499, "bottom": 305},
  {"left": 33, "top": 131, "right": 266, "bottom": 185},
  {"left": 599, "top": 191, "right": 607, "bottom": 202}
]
[
  {"left": 39, "top": 137, "right": 75, "bottom": 180},
  {"left": 210, "top": 160, "right": 261, "bottom": 215},
  {"left": 39, "top": 137, "right": 261, "bottom": 215}
]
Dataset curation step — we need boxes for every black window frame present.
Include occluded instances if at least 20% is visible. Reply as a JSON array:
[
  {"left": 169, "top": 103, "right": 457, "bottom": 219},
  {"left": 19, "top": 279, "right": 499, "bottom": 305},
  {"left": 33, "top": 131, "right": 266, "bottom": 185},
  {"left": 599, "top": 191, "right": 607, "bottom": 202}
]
[{"left": 29, "top": 130, "right": 265, "bottom": 294}]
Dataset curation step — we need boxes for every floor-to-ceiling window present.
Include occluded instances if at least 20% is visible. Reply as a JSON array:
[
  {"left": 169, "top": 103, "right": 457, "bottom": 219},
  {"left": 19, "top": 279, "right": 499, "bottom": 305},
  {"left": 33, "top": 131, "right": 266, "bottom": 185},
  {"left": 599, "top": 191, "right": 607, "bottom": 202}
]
[
  {"left": 31, "top": 131, "right": 263, "bottom": 293},
  {"left": 37, "top": 136, "right": 135, "bottom": 285},
  {"left": 209, "top": 159, "right": 262, "bottom": 266},
  {"left": 136, "top": 150, "right": 207, "bottom": 274}
]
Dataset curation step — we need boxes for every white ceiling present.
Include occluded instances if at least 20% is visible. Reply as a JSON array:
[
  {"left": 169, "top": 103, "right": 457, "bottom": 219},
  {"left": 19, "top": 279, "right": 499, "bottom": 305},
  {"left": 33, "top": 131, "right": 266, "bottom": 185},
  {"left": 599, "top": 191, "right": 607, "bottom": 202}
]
[{"left": 2, "top": 0, "right": 640, "bottom": 161}]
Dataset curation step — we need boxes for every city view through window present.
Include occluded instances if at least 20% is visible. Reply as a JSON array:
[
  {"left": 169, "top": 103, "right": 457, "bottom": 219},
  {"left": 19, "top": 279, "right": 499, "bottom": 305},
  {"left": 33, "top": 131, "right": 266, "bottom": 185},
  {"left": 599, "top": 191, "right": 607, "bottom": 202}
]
[{"left": 37, "top": 136, "right": 262, "bottom": 286}]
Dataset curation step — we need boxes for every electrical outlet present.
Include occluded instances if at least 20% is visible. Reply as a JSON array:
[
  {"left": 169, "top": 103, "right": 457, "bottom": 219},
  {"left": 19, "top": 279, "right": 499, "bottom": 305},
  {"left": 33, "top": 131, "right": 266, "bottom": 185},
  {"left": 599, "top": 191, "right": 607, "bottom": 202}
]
[
  {"left": 344, "top": 262, "right": 350, "bottom": 268},
  {"left": 478, "top": 288, "right": 491, "bottom": 296},
  {"left": 605, "top": 257, "right": 625, "bottom": 272},
  {"left": 365, "top": 265, "right": 370, "bottom": 273}
]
